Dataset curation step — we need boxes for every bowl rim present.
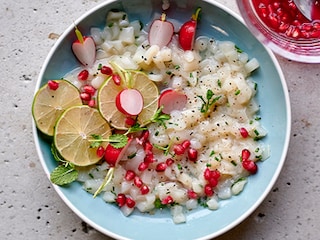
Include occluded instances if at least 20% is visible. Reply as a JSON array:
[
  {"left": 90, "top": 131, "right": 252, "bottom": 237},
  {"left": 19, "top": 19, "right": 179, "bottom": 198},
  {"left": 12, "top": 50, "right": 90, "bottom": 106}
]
[{"left": 32, "top": 0, "right": 291, "bottom": 239}]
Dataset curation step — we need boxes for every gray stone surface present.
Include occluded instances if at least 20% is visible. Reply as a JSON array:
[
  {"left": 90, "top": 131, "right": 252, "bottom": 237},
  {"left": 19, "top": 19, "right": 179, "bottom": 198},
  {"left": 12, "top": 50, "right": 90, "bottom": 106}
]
[{"left": 1, "top": 0, "right": 319, "bottom": 239}]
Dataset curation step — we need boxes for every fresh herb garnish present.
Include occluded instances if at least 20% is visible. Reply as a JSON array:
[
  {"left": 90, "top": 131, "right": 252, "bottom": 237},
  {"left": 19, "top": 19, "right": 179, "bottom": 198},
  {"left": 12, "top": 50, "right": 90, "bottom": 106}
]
[
  {"left": 90, "top": 133, "right": 128, "bottom": 148},
  {"left": 50, "top": 144, "right": 78, "bottom": 186},
  {"left": 150, "top": 107, "right": 171, "bottom": 128},
  {"left": 198, "top": 89, "right": 221, "bottom": 114}
]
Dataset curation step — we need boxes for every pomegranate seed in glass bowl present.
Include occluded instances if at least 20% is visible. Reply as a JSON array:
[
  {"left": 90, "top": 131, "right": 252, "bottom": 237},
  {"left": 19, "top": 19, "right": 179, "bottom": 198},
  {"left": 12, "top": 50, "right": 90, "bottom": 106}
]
[{"left": 237, "top": 0, "right": 320, "bottom": 63}]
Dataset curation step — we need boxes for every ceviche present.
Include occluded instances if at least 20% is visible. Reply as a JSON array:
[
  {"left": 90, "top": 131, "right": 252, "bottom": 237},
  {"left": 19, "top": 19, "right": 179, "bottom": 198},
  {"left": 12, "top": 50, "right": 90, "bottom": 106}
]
[{"left": 32, "top": 6, "right": 269, "bottom": 223}]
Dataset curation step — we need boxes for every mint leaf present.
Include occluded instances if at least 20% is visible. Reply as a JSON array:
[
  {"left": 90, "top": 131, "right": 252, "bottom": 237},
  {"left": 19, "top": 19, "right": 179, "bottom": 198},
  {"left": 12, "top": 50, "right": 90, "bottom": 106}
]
[{"left": 50, "top": 165, "right": 78, "bottom": 186}]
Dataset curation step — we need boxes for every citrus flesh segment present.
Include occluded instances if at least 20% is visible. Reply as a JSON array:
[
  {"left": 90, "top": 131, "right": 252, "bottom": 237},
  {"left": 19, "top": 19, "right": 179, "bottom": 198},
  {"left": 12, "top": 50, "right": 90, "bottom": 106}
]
[
  {"left": 32, "top": 80, "right": 82, "bottom": 136},
  {"left": 98, "top": 71, "right": 159, "bottom": 129},
  {"left": 54, "top": 105, "right": 112, "bottom": 166}
]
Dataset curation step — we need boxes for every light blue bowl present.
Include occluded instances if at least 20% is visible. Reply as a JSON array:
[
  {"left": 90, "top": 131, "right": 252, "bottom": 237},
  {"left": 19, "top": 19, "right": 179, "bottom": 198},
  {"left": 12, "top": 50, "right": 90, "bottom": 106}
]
[{"left": 33, "top": 0, "right": 291, "bottom": 239}]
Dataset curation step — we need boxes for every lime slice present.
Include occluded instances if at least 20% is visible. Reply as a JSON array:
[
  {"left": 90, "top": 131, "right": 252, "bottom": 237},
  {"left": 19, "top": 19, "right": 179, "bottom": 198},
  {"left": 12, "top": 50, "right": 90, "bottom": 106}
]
[
  {"left": 98, "top": 71, "right": 159, "bottom": 129},
  {"left": 32, "top": 80, "right": 82, "bottom": 136},
  {"left": 54, "top": 105, "right": 112, "bottom": 166}
]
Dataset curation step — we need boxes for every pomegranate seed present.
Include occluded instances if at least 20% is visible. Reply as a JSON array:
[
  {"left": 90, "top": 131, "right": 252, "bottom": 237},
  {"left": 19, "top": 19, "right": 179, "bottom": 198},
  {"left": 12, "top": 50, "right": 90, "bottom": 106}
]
[
  {"left": 239, "top": 127, "right": 249, "bottom": 138},
  {"left": 77, "top": 69, "right": 89, "bottom": 81},
  {"left": 208, "top": 177, "right": 218, "bottom": 187},
  {"left": 241, "top": 149, "right": 251, "bottom": 161},
  {"left": 173, "top": 144, "right": 185, "bottom": 155},
  {"left": 96, "top": 146, "right": 105, "bottom": 158},
  {"left": 187, "top": 148, "right": 198, "bottom": 162},
  {"left": 80, "top": 92, "right": 91, "bottom": 101},
  {"left": 88, "top": 99, "right": 96, "bottom": 107},
  {"left": 140, "top": 185, "right": 150, "bottom": 195},
  {"left": 181, "top": 140, "right": 191, "bottom": 149},
  {"left": 112, "top": 74, "right": 121, "bottom": 85},
  {"left": 125, "top": 117, "right": 136, "bottom": 126},
  {"left": 100, "top": 65, "right": 113, "bottom": 75},
  {"left": 155, "top": 162, "right": 167, "bottom": 172},
  {"left": 138, "top": 161, "right": 149, "bottom": 171},
  {"left": 144, "top": 153, "right": 155, "bottom": 164},
  {"left": 204, "top": 184, "right": 214, "bottom": 197},
  {"left": 187, "top": 190, "right": 198, "bottom": 199},
  {"left": 204, "top": 168, "right": 212, "bottom": 181},
  {"left": 124, "top": 170, "right": 136, "bottom": 181},
  {"left": 166, "top": 158, "right": 174, "bottom": 166},
  {"left": 116, "top": 193, "right": 126, "bottom": 207},
  {"left": 161, "top": 195, "right": 174, "bottom": 205},
  {"left": 242, "top": 160, "right": 258, "bottom": 174},
  {"left": 144, "top": 141, "right": 153, "bottom": 155},
  {"left": 126, "top": 197, "right": 136, "bottom": 208},
  {"left": 136, "top": 130, "right": 149, "bottom": 145},
  {"left": 134, "top": 176, "right": 143, "bottom": 188},
  {"left": 83, "top": 85, "right": 96, "bottom": 96},
  {"left": 47, "top": 80, "right": 59, "bottom": 90},
  {"left": 210, "top": 169, "right": 221, "bottom": 180}
]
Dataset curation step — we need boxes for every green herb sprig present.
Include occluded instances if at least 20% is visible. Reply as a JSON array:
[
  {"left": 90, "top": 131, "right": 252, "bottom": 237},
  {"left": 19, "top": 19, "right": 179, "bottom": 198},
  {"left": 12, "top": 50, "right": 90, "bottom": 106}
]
[{"left": 198, "top": 89, "right": 221, "bottom": 114}]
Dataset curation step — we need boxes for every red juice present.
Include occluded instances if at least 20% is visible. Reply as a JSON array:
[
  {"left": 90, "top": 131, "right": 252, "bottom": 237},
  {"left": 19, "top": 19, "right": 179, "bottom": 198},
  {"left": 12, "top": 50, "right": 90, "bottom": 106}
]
[{"left": 252, "top": 0, "right": 320, "bottom": 39}]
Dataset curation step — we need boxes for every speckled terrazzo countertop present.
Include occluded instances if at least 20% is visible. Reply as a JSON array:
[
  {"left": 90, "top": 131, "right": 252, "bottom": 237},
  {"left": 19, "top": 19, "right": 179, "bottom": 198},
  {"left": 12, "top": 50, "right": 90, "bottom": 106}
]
[{"left": 1, "top": 0, "right": 320, "bottom": 239}]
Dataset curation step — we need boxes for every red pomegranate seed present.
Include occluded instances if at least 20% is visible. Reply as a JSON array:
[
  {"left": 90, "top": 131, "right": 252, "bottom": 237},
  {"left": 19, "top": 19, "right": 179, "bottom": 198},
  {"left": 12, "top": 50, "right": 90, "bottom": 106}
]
[
  {"left": 136, "top": 130, "right": 149, "bottom": 145},
  {"left": 125, "top": 117, "right": 136, "bottom": 126},
  {"left": 134, "top": 176, "right": 143, "bottom": 188},
  {"left": 204, "top": 168, "right": 212, "bottom": 181},
  {"left": 241, "top": 149, "right": 251, "bottom": 161},
  {"left": 210, "top": 169, "right": 221, "bottom": 180},
  {"left": 77, "top": 69, "right": 89, "bottom": 81},
  {"left": 144, "top": 141, "right": 153, "bottom": 155},
  {"left": 187, "top": 190, "right": 198, "bottom": 199},
  {"left": 242, "top": 160, "right": 258, "bottom": 174},
  {"left": 156, "top": 162, "right": 167, "bottom": 172},
  {"left": 144, "top": 153, "right": 155, "bottom": 164},
  {"left": 88, "top": 99, "right": 96, "bottom": 107},
  {"left": 116, "top": 193, "right": 126, "bottom": 207},
  {"left": 125, "top": 170, "right": 136, "bottom": 181},
  {"left": 126, "top": 197, "right": 136, "bottom": 208},
  {"left": 166, "top": 158, "right": 174, "bottom": 166},
  {"left": 112, "top": 74, "right": 121, "bottom": 85},
  {"left": 83, "top": 85, "right": 96, "bottom": 96},
  {"left": 239, "top": 127, "right": 249, "bottom": 138},
  {"left": 47, "top": 80, "right": 59, "bottom": 90},
  {"left": 204, "top": 184, "right": 214, "bottom": 197},
  {"left": 138, "top": 161, "right": 149, "bottom": 171},
  {"left": 173, "top": 144, "right": 185, "bottom": 155},
  {"left": 140, "top": 185, "right": 150, "bottom": 195},
  {"left": 96, "top": 146, "right": 105, "bottom": 158},
  {"left": 188, "top": 148, "right": 198, "bottom": 162},
  {"left": 161, "top": 195, "right": 174, "bottom": 205},
  {"left": 100, "top": 65, "right": 113, "bottom": 75},
  {"left": 80, "top": 92, "right": 91, "bottom": 101},
  {"left": 181, "top": 140, "right": 191, "bottom": 149},
  {"left": 208, "top": 177, "right": 218, "bottom": 187}
]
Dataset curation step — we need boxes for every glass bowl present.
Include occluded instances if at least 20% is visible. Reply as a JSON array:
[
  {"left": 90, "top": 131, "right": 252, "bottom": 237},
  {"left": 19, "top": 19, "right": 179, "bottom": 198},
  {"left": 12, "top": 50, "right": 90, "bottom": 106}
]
[{"left": 237, "top": 0, "right": 320, "bottom": 63}]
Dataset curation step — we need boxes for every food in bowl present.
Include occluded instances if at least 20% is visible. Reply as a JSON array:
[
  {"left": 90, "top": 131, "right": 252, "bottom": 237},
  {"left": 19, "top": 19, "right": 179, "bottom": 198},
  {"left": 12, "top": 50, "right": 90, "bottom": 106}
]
[
  {"left": 32, "top": 5, "right": 269, "bottom": 224},
  {"left": 238, "top": 0, "right": 320, "bottom": 63}
]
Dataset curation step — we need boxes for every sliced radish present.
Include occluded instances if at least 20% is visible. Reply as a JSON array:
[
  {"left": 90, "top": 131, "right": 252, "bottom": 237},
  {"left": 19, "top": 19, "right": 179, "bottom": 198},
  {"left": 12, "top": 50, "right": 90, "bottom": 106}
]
[
  {"left": 159, "top": 89, "right": 187, "bottom": 114},
  {"left": 179, "top": 8, "right": 201, "bottom": 51},
  {"left": 104, "top": 138, "right": 133, "bottom": 167},
  {"left": 72, "top": 27, "right": 96, "bottom": 67},
  {"left": 115, "top": 88, "right": 144, "bottom": 116},
  {"left": 148, "top": 13, "right": 174, "bottom": 48}
]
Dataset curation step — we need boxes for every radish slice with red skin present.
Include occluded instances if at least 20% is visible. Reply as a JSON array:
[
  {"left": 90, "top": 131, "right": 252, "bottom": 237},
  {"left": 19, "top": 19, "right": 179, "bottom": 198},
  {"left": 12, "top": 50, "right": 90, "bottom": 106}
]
[
  {"left": 104, "top": 138, "right": 133, "bottom": 167},
  {"left": 148, "top": 13, "right": 174, "bottom": 48},
  {"left": 72, "top": 27, "right": 96, "bottom": 67},
  {"left": 115, "top": 89, "right": 144, "bottom": 116},
  {"left": 179, "top": 8, "right": 201, "bottom": 51},
  {"left": 159, "top": 89, "right": 187, "bottom": 114}
]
